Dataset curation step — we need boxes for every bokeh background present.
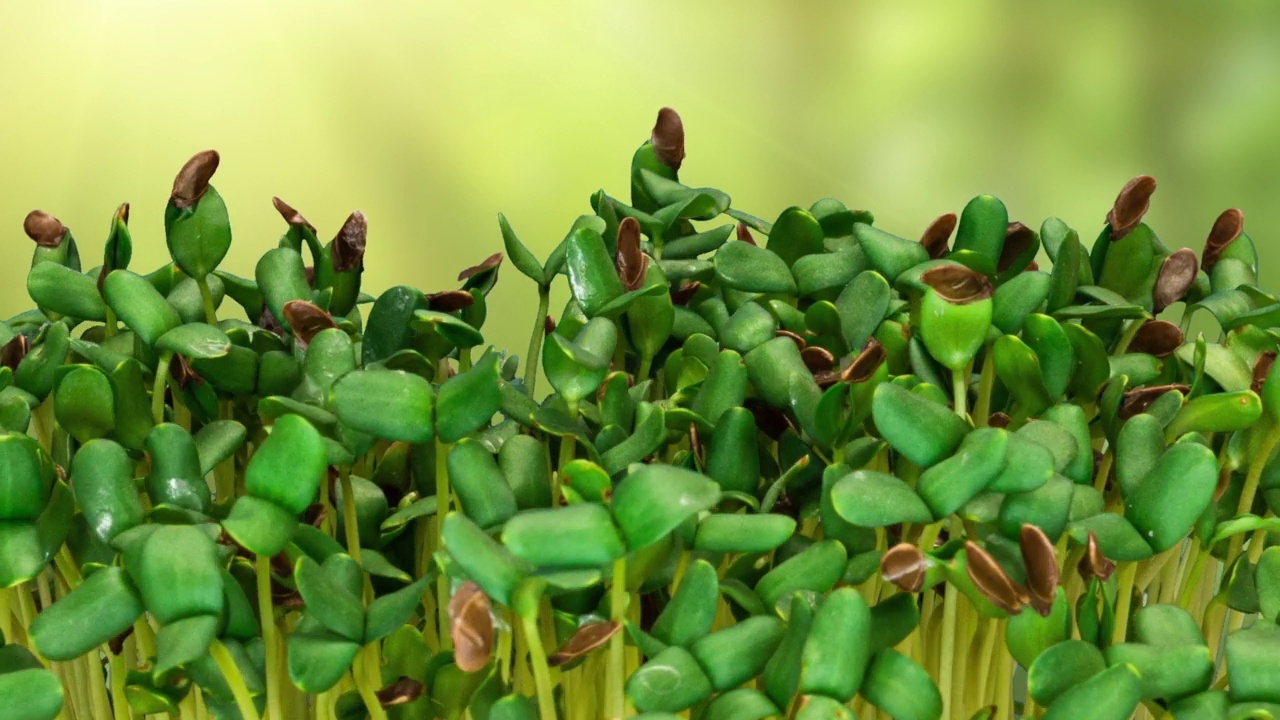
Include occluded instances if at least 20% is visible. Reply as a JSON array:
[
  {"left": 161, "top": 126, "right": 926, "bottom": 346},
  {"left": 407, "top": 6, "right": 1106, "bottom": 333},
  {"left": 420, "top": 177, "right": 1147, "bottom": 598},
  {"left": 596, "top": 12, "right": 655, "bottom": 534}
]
[{"left": 4, "top": 0, "right": 1280, "bottom": 358}]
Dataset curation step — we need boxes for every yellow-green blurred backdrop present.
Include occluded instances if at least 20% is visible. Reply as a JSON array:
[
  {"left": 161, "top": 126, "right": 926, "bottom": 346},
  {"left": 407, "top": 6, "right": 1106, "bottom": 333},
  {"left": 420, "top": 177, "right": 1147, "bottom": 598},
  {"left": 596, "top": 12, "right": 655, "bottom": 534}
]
[{"left": 4, "top": 0, "right": 1280, "bottom": 356}]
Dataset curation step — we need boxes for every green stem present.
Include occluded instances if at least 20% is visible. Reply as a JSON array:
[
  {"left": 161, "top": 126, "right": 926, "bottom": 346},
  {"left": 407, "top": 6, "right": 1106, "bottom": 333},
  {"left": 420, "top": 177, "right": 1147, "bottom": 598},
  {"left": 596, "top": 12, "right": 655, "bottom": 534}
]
[
  {"left": 0, "top": 588, "right": 11, "bottom": 643},
  {"left": 133, "top": 617, "right": 157, "bottom": 664},
  {"left": 1112, "top": 562, "right": 1138, "bottom": 645},
  {"left": 636, "top": 356, "right": 652, "bottom": 384},
  {"left": 1113, "top": 318, "right": 1145, "bottom": 356},
  {"left": 110, "top": 651, "right": 129, "bottom": 720},
  {"left": 88, "top": 648, "right": 112, "bottom": 720},
  {"left": 152, "top": 351, "right": 174, "bottom": 425},
  {"left": 939, "top": 519, "right": 961, "bottom": 718},
  {"left": 552, "top": 401, "right": 579, "bottom": 506},
  {"left": 103, "top": 307, "right": 119, "bottom": 339},
  {"left": 210, "top": 639, "right": 261, "bottom": 720},
  {"left": 972, "top": 347, "right": 996, "bottom": 426},
  {"left": 354, "top": 644, "right": 388, "bottom": 720},
  {"left": 521, "top": 611, "right": 557, "bottom": 720},
  {"left": 339, "top": 469, "right": 363, "bottom": 564},
  {"left": 608, "top": 556, "right": 627, "bottom": 720},
  {"left": 1227, "top": 424, "right": 1280, "bottom": 567},
  {"left": 1178, "top": 547, "right": 1210, "bottom": 609},
  {"left": 524, "top": 289, "right": 551, "bottom": 395},
  {"left": 952, "top": 362, "right": 971, "bottom": 420},
  {"left": 256, "top": 555, "right": 282, "bottom": 720},
  {"left": 196, "top": 275, "right": 219, "bottom": 326},
  {"left": 436, "top": 440, "right": 452, "bottom": 650}
]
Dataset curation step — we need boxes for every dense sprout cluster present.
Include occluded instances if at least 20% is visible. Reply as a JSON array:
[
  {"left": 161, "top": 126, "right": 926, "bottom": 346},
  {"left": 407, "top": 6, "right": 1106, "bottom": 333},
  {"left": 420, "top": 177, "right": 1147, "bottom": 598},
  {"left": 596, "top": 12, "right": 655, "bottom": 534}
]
[{"left": 2, "top": 109, "right": 1280, "bottom": 720}]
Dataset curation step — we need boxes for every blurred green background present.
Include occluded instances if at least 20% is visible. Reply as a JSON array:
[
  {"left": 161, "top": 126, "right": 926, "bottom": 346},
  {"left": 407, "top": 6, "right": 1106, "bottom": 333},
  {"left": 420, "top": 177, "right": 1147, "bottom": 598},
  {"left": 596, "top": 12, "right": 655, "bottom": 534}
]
[{"left": 4, "top": 0, "right": 1280, "bottom": 357}]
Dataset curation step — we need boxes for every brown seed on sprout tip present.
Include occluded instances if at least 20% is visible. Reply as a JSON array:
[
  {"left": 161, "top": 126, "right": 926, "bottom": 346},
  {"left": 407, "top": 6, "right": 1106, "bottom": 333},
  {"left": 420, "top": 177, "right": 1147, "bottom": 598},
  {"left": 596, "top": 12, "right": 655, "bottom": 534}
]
[
  {"left": 171, "top": 150, "right": 220, "bottom": 209},
  {"left": 1202, "top": 208, "right": 1244, "bottom": 273},
  {"left": 1106, "top": 175, "right": 1157, "bottom": 240},
  {"left": 271, "top": 197, "right": 315, "bottom": 232},
  {"left": 1153, "top": 248, "right": 1198, "bottom": 313},
  {"left": 332, "top": 211, "right": 368, "bottom": 272},
  {"left": 23, "top": 210, "right": 66, "bottom": 247},
  {"left": 651, "top": 107, "right": 685, "bottom": 172},
  {"left": 548, "top": 621, "right": 621, "bottom": 667},
  {"left": 920, "top": 212, "right": 957, "bottom": 259}
]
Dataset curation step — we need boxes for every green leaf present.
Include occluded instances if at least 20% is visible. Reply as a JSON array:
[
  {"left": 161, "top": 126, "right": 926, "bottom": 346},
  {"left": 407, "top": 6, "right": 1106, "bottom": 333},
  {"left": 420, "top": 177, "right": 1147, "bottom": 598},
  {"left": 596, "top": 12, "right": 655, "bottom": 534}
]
[
  {"left": 1125, "top": 442, "right": 1218, "bottom": 552},
  {"left": 837, "top": 270, "right": 892, "bottom": 351},
  {"left": 255, "top": 246, "right": 311, "bottom": 330},
  {"left": 1106, "top": 642, "right": 1213, "bottom": 702},
  {"left": 542, "top": 318, "right": 615, "bottom": 404},
  {"left": 245, "top": 414, "right": 326, "bottom": 516},
  {"left": 798, "top": 587, "right": 871, "bottom": 702},
  {"left": 155, "top": 614, "right": 219, "bottom": 674},
  {"left": 713, "top": 240, "right": 797, "bottom": 294},
  {"left": 287, "top": 629, "right": 361, "bottom": 693},
  {"left": 448, "top": 440, "right": 518, "bottom": 530},
  {"left": 331, "top": 370, "right": 435, "bottom": 443},
  {"left": 436, "top": 353, "right": 503, "bottom": 443},
  {"left": 693, "top": 513, "right": 795, "bottom": 554},
  {"left": 103, "top": 270, "right": 183, "bottom": 346},
  {"left": 70, "top": 439, "right": 144, "bottom": 543},
  {"left": 31, "top": 566, "right": 143, "bottom": 661},
  {"left": 145, "top": 423, "right": 211, "bottom": 515},
  {"left": 1226, "top": 623, "right": 1280, "bottom": 703},
  {"left": 860, "top": 649, "right": 943, "bottom": 720},
  {"left": 193, "top": 420, "right": 246, "bottom": 476},
  {"left": 754, "top": 540, "right": 847, "bottom": 612},
  {"left": 766, "top": 207, "right": 824, "bottom": 267},
  {"left": 497, "top": 213, "right": 544, "bottom": 284},
  {"left": 365, "top": 575, "right": 431, "bottom": 644},
  {"left": 136, "top": 525, "right": 222, "bottom": 625},
  {"left": 0, "top": 667, "right": 64, "bottom": 720},
  {"left": 610, "top": 464, "right": 720, "bottom": 551},
  {"left": 1006, "top": 588, "right": 1072, "bottom": 667},
  {"left": 831, "top": 470, "right": 934, "bottom": 527},
  {"left": 744, "top": 336, "right": 813, "bottom": 410},
  {"left": 917, "top": 428, "right": 1007, "bottom": 517},
  {"left": 166, "top": 184, "right": 232, "bottom": 280},
  {"left": 501, "top": 504, "right": 624, "bottom": 569},
  {"left": 295, "top": 555, "right": 366, "bottom": 643},
  {"left": 651, "top": 560, "right": 718, "bottom": 647},
  {"left": 871, "top": 382, "right": 969, "bottom": 468},
  {"left": 1043, "top": 663, "right": 1142, "bottom": 720},
  {"left": 565, "top": 226, "right": 624, "bottom": 316},
  {"left": 155, "top": 323, "right": 231, "bottom": 360},
  {"left": 442, "top": 513, "right": 529, "bottom": 606},
  {"left": 27, "top": 263, "right": 107, "bottom": 321},
  {"left": 1027, "top": 640, "right": 1106, "bottom": 707},
  {"left": 498, "top": 435, "right": 552, "bottom": 510},
  {"left": 855, "top": 224, "right": 929, "bottom": 283},
  {"left": 703, "top": 688, "right": 781, "bottom": 720},
  {"left": 625, "top": 646, "right": 714, "bottom": 714}
]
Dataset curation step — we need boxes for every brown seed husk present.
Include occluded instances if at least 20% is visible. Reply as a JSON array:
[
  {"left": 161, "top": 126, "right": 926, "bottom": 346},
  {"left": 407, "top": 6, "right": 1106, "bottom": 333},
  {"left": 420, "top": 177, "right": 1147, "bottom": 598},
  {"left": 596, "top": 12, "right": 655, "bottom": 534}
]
[
  {"left": 651, "top": 107, "right": 685, "bottom": 172},
  {"left": 965, "top": 541, "right": 1027, "bottom": 615},
  {"left": 1202, "top": 208, "right": 1244, "bottom": 273},
  {"left": 544, "top": 315, "right": 557, "bottom": 336},
  {"left": 1019, "top": 524, "right": 1060, "bottom": 617},
  {"left": 1106, "top": 175, "right": 1157, "bottom": 240},
  {"left": 841, "top": 339, "right": 885, "bottom": 384},
  {"left": 881, "top": 543, "right": 928, "bottom": 593},
  {"left": 920, "top": 212, "right": 957, "bottom": 259},
  {"left": 23, "top": 210, "right": 66, "bottom": 247},
  {"left": 170, "top": 150, "right": 220, "bottom": 209},
  {"left": 1, "top": 335, "right": 29, "bottom": 371},
  {"left": 1127, "top": 320, "right": 1182, "bottom": 358},
  {"left": 920, "top": 265, "right": 993, "bottom": 305},
  {"left": 670, "top": 281, "right": 701, "bottom": 306},
  {"left": 775, "top": 330, "right": 807, "bottom": 349},
  {"left": 1153, "top": 248, "right": 1199, "bottom": 313},
  {"left": 271, "top": 197, "right": 315, "bottom": 232},
  {"left": 448, "top": 581, "right": 494, "bottom": 673},
  {"left": 801, "top": 345, "right": 836, "bottom": 374},
  {"left": 1077, "top": 530, "right": 1116, "bottom": 582},
  {"left": 114, "top": 202, "right": 131, "bottom": 227},
  {"left": 283, "top": 301, "right": 337, "bottom": 349},
  {"left": 1119, "top": 383, "right": 1189, "bottom": 420},
  {"left": 548, "top": 621, "right": 621, "bottom": 667},
  {"left": 1253, "top": 351, "right": 1277, "bottom": 395},
  {"left": 987, "top": 412, "right": 1011, "bottom": 429},
  {"left": 736, "top": 223, "right": 757, "bottom": 246},
  {"left": 457, "top": 251, "right": 504, "bottom": 282},
  {"left": 376, "top": 677, "right": 425, "bottom": 708},
  {"left": 332, "top": 211, "right": 369, "bottom": 272},
  {"left": 615, "top": 217, "right": 648, "bottom": 291},
  {"left": 689, "top": 424, "right": 705, "bottom": 468},
  {"left": 998, "top": 222, "right": 1037, "bottom": 273},
  {"left": 426, "top": 290, "right": 476, "bottom": 313}
]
